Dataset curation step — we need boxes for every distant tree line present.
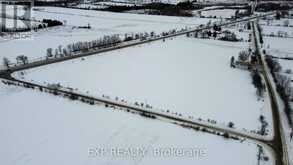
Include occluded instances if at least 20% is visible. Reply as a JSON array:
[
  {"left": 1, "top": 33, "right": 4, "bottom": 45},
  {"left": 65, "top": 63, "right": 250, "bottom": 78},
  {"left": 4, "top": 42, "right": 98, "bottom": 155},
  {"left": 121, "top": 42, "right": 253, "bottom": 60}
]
[
  {"left": 42, "top": 19, "right": 63, "bottom": 27},
  {"left": 101, "top": 2, "right": 203, "bottom": 17},
  {"left": 33, "top": 0, "right": 79, "bottom": 7},
  {"left": 256, "top": 3, "right": 293, "bottom": 12},
  {"left": 46, "top": 34, "right": 122, "bottom": 58}
]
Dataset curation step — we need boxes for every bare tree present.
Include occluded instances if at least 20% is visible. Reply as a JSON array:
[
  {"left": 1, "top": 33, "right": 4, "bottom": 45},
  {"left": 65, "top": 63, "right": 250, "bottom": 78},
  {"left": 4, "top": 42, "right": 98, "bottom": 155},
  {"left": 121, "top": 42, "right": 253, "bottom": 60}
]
[
  {"left": 3, "top": 57, "right": 10, "bottom": 69},
  {"left": 16, "top": 55, "right": 28, "bottom": 65},
  {"left": 58, "top": 45, "right": 62, "bottom": 54},
  {"left": 46, "top": 48, "right": 53, "bottom": 58}
]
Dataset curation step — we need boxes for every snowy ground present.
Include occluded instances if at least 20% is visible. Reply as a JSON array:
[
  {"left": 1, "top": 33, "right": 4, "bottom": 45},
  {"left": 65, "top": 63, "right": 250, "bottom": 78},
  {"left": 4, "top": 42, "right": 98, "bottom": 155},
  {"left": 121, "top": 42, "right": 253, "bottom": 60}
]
[
  {"left": 222, "top": 23, "right": 251, "bottom": 41},
  {"left": 0, "top": 6, "right": 213, "bottom": 62},
  {"left": 260, "top": 18, "right": 293, "bottom": 27},
  {"left": 261, "top": 19, "right": 293, "bottom": 165},
  {"left": 198, "top": 9, "right": 245, "bottom": 19},
  {"left": 264, "top": 37, "right": 293, "bottom": 58},
  {"left": 0, "top": 82, "right": 274, "bottom": 165},
  {"left": 262, "top": 20, "right": 293, "bottom": 89},
  {"left": 15, "top": 36, "right": 273, "bottom": 134},
  {"left": 0, "top": 5, "right": 278, "bottom": 165},
  {"left": 261, "top": 25, "right": 293, "bottom": 37},
  {"left": 278, "top": 59, "right": 293, "bottom": 79},
  {"left": 261, "top": 18, "right": 293, "bottom": 62}
]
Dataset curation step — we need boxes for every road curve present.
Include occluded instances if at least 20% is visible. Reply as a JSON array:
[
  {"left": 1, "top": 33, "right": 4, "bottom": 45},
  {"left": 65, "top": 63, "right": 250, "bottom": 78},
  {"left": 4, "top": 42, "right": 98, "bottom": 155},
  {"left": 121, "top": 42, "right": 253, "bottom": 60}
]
[
  {"left": 0, "top": 11, "right": 280, "bottom": 165},
  {"left": 252, "top": 21, "right": 290, "bottom": 165}
]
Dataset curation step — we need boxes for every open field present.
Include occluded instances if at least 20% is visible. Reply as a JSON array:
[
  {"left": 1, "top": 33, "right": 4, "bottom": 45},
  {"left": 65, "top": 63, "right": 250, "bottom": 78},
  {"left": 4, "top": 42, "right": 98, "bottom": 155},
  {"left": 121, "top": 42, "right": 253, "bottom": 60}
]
[
  {"left": 264, "top": 37, "right": 293, "bottom": 58},
  {"left": 0, "top": 83, "right": 273, "bottom": 165},
  {"left": 15, "top": 36, "right": 273, "bottom": 134},
  {"left": 0, "top": 5, "right": 284, "bottom": 165},
  {"left": 278, "top": 59, "right": 293, "bottom": 77},
  {"left": 0, "top": 6, "right": 213, "bottom": 61},
  {"left": 261, "top": 26, "right": 293, "bottom": 37}
]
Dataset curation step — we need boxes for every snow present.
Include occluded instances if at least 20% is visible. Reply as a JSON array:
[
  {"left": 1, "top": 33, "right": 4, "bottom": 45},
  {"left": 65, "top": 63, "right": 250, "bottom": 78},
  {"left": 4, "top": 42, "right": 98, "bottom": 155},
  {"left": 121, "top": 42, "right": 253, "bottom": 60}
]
[
  {"left": 259, "top": 20, "right": 293, "bottom": 165},
  {"left": 259, "top": 18, "right": 293, "bottom": 38},
  {"left": 199, "top": 9, "right": 244, "bottom": 19},
  {"left": 222, "top": 25, "right": 250, "bottom": 41},
  {"left": 279, "top": 59, "right": 293, "bottom": 78},
  {"left": 264, "top": 37, "right": 293, "bottom": 58},
  {"left": 0, "top": 82, "right": 274, "bottom": 165},
  {"left": 261, "top": 26, "right": 293, "bottom": 37},
  {"left": 15, "top": 36, "right": 273, "bottom": 134},
  {"left": 261, "top": 19, "right": 293, "bottom": 80},
  {"left": 260, "top": 18, "right": 293, "bottom": 27},
  {"left": 0, "top": 6, "right": 213, "bottom": 61},
  {"left": 260, "top": 56, "right": 293, "bottom": 165},
  {"left": 0, "top": 5, "right": 280, "bottom": 165}
]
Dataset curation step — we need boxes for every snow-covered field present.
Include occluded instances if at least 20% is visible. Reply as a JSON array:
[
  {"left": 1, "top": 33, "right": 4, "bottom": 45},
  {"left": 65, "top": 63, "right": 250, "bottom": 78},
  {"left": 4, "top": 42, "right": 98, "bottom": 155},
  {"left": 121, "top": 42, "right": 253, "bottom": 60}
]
[
  {"left": 261, "top": 19, "right": 293, "bottom": 165},
  {"left": 261, "top": 19, "right": 293, "bottom": 77},
  {"left": 223, "top": 23, "right": 250, "bottom": 41},
  {"left": 262, "top": 20, "right": 293, "bottom": 91},
  {"left": 259, "top": 18, "right": 293, "bottom": 37},
  {"left": 261, "top": 26, "right": 293, "bottom": 37},
  {"left": 0, "top": 82, "right": 273, "bottom": 165},
  {"left": 0, "top": 6, "right": 213, "bottom": 62},
  {"left": 199, "top": 9, "right": 244, "bottom": 19},
  {"left": 260, "top": 18, "right": 293, "bottom": 27},
  {"left": 0, "top": 5, "right": 280, "bottom": 165},
  {"left": 15, "top": 36, "right": 273, "bottom": 134},
  {"left": 279, "top": 59, "right": 293, "bottom": 77},
  {"left": 264, "top": 37, "right": 293, "bottom": 58}
]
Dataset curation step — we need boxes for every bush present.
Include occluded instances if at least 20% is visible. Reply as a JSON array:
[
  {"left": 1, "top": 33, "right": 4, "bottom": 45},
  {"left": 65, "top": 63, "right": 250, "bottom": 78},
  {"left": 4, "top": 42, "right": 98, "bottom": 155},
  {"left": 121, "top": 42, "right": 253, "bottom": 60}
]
[
  {"left": 228, "top": 122, "right": 234, "bottom": 128},
  {"left": 252, "top": 71, "right": 264, "bottom": 90},
  {"left": 223, "top": 132, "right": 230, "bottom": 138},
  {"left": 69, "top": 93, "right": 78, "bottom": 100},
  {"left": 266, "top": 56, "right": 281, "bottom": 72},
  {"left": 42, "top": 19, "right": 63, "bottom": 27},
  {"left": 139, "top": 112, "right": 156, "bottom": 119},
  {"left": 102, "top": 2, "right": 198, "bottom": 17}
]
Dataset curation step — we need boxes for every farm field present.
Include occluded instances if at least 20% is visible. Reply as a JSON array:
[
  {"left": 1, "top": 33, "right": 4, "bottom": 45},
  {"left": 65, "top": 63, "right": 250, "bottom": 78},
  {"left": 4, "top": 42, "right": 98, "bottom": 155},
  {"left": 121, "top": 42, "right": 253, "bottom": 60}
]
[
  {"left": 0, "top": 6, "right": 213, "bottom": 61},
  {"left": 264, "top": 37, "right": 293, "bottom": 58},
  {"left": 261, "top": 26, "right": 293, "bottom": 37},
  {"left": 1, "top": 3, "right": 287, "bottom": 165},
  {"left": 15, "top": 36, "right": 273, "bottom": 134},
  {"left": 0, "top": 83, "right": 273, "bottom": 165}
]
